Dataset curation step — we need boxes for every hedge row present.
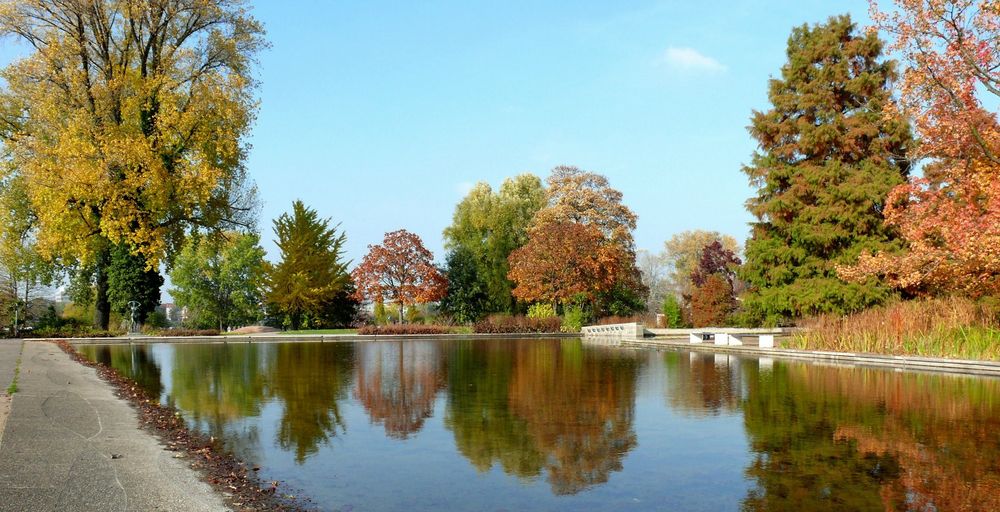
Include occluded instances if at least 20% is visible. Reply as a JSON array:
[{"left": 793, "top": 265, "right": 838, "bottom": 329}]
[
  {"left": 357, "top": 324, "right": 451, "bottom": 335},
  {"left": 473, "top": 315, "right": 562, "bottom": 334}
]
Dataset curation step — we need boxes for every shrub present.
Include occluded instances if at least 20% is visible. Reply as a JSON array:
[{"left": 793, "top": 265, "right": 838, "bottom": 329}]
[
  {"left": 527, "top": 303, "right": 557, "bottom": 319},
  {"left": 561, "top": 306, "right": 586, "bottom": 333},
  {"left": 661, "top": 295, "right": 684, "bottom": 328},
  {"left": 357, "top": 324, "right": 450, "bottom": 335},
  {"left": 145, "top": 311, "right": 169, "bottom": 329},
  {"left": 473, "top": 314, "right": 562, "bottom": 334}
]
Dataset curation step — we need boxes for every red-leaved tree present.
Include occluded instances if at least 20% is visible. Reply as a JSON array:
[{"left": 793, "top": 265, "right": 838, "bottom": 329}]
[{"left": 352, "top": 230, "right": 447, "bottom": 322}]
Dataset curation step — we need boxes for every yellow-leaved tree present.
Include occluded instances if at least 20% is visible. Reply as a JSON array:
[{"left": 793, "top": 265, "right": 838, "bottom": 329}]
[{"left": 0, "top": 0, "right": 266, "bottom": 328}]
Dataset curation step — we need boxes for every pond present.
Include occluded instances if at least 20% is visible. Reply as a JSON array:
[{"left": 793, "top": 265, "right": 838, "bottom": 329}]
[{"left": 80, "top": 339, "right": 1000, "bottom": 511}]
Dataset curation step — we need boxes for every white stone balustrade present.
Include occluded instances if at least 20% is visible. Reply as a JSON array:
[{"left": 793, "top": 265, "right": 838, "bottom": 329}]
[{"left": 581, "top": 322, "right": 645, "bottom": 339}]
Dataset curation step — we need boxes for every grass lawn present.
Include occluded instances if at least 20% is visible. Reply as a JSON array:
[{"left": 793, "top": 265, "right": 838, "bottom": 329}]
[{"left": 279, "top": 329, "right": 358, "bottom": 335}]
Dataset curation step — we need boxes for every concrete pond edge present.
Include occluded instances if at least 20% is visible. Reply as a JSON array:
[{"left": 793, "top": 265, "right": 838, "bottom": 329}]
[{"left": 29, "top": 330, "right": 1000, "bottom": 378}]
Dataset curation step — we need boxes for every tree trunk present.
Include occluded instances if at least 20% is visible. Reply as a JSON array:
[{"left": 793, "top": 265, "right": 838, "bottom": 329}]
[{"left": 94, "top": 248, "right": 111, "bottom": 330}]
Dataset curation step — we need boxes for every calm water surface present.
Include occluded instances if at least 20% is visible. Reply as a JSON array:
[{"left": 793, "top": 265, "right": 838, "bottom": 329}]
[{"left": 80, "top": 339, "right": 1000, "bottom": 511}]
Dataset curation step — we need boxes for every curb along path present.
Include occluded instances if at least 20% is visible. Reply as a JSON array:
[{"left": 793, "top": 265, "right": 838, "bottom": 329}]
[{"left": 0, "top": 341, "right": 228, "bottom": 512}]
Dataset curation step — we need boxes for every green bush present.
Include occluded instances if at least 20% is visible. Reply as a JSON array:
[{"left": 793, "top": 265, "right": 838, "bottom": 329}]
[
  {"left": 561, "top": 306, "right": 586, "bottom": 333},
  {"left": 661, "top": 295, "right": 684, "bottom": 328},
  {"left": 144, "top": 311, "right": 169, "bottom": 329},
  {"left": 527, "top": 303, "right": 556, "bottom": 319},
  {"left": 374, "top": 302, "right": 388, "bottom": 325}
]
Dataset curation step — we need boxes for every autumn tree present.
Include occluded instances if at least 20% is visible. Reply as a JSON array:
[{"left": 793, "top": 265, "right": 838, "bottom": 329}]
[
  {"left": 352, "top": 230, "right": 447, "bottom": 323},
  {"left": 740, "top": 15, "right": 913, "bottom": 325},
  {"left": 842, "top": 1, "right": 1000, "bottom": 296},
  {"left": 663, "top": 230, "right": 740, "bottom": 299},
  {"left": 508, "top": 222, "right": 621, "bottom": 308},
  {"left": 170, "top": 232, "right": 267, "bottom": 331},
  {"left": 0, "top": 1, "right": 266, "bottom": 329},
  {"left": 691, "top": 241, "right": 742, "bottom": 291},
  {"left": 267, "top": 201, "right": 350, "bottom": 331},
  {"left": 443, "top": 175, "right": 545, "bottom": 313},
  {"left": 688, "top": 242, "right": 742, "bottom": 327},
  {"left": 533, "top": 166, "right": 647, "bottom": 315}
]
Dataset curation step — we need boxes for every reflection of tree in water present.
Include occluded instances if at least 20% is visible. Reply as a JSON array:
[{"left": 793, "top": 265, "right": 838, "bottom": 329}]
[
  {"left": 92, "top": 345, "right": 163, "bottom": 398},
  {"left": 662, "top": 351, "right": 749, "bottom": 415},
  {"left": 168, "top": 344, "right": 266, "bottom": 459},
  {"left": 510, "top": 341, "right": 639, "bottom": 495},
  {"left": 354, "top": 341, "right": 444, "bottom": 439},
  {"left": 740, "top": 362, "right": 1000, "bottom": 511},
  {"left": 444, "top": 339, "right": 640, "bottom": 495},
  {"left": 268, "top": 343, "right": 355, "bottom": 463},
  {"left": 444, "top": 341, "right": 545, "bottom": 479}
]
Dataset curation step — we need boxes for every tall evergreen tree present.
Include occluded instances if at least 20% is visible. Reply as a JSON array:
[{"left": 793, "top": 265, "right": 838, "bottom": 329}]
[
  {"left": 267, "top": 201, "right": 350, "bottom": 330},
  {"left": 740, "top": 15, "right": 913, "bottom": 325},
  {"left": 106, "top": 244, "right": 163, "bottom": 326}
]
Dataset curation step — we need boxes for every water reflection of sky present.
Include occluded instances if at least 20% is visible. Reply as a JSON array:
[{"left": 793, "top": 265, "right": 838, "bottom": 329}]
[{"left": 81, "top": 340, "right": 1000, "bottom": 512}]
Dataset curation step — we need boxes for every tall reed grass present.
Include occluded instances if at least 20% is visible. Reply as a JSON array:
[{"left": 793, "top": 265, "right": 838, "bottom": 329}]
[{"left": 791, "top": 297, "right": 1000, "bottom": 360}]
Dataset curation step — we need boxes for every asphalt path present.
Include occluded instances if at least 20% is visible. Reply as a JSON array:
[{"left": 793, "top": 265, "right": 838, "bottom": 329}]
[{"left": 0, "top": 341, "right": 228, "bottom": 511}]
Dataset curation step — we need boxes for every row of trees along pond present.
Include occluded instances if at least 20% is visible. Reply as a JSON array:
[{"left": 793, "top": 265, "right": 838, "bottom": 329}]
[{"left": 0, "top": 3, "right": 998, "bottom": 332}]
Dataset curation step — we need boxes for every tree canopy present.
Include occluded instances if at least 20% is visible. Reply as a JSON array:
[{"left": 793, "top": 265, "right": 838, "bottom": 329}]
[
  {"left": 443, "top": 174, "right": 545, "bottom": 313},
  {"left": 267, "top": 201, "right": 350, "bottom": 330},
  {"left": 842, "top": 1, "right": 1000, "bottom": 297},
  {"left": 532, "top": 166, "right": 647, "bottom": 316},
  {"left": 0, "top": 0, "right": 265, "bottom": 327},
  {"left": 352, "top": 229, "right": 447, "bottom": 321},
  {"left": 663, "top": 230, "right": 740, "bottom": 300},
  {"left": 171, "top": 232, "right": 266, "bottom": 331},
  {"left": 439, "top": 246, "right": 489, "bottom": 324},
  {"left": 740, "top": 14, "right": 913, "bottom": 325},
  {"left": 508, "top": 221, "right": 622, "bottom": 308}
]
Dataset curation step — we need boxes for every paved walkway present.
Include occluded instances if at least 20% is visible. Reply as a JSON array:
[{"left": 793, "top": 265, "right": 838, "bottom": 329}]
[
  {"left": 0, "top": 340, "right": 21, "bottom": 389},
  {"left": 0, "top": 341, "right": 228, "bottom": 511}
]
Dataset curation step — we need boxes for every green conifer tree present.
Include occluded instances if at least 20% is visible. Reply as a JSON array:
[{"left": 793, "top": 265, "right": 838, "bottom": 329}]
[
  {"left": 267, "top": 201, "right": 350, "bottom": 330},
  {"left": 740, "top": 14, "right": 913, "bottom": 325},
  {"left": 106, "top": 244, "right": 163, "bottom": 327}
]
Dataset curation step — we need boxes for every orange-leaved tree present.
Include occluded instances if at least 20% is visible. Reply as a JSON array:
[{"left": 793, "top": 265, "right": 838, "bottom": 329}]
[
  {"left": 842, "top": 1, "right": 1000, "bottom": 296},
  {"left": 531, "top": 166, "right": 647, "bottom": 315},
  {"left": 507, "top": 221, "right": 622, "bottom": 308},
  {"left": 352, "top": 230, "right": 447, "bottom": 323}
]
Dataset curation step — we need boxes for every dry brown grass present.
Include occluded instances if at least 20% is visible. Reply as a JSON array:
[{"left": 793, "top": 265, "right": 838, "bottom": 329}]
[{"left": 792, "top": 297, "right": 1000, "bottom": 360}]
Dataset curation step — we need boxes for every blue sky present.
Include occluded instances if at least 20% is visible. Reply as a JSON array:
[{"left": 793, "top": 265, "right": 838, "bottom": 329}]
[
  {"left": 246, "top": 0, "right": 873, "bottom": 264},
  {"left": 0, "top": 0, "right": 876, "bottom": 267}
]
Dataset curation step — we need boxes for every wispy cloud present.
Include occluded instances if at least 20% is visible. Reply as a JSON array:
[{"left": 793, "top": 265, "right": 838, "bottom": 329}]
[
  {"left": 659, "top": 46, "right": 726, "bottom": 73},
  {"left": 456, "top": 181, "right": 475, "bottom": 197}
]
